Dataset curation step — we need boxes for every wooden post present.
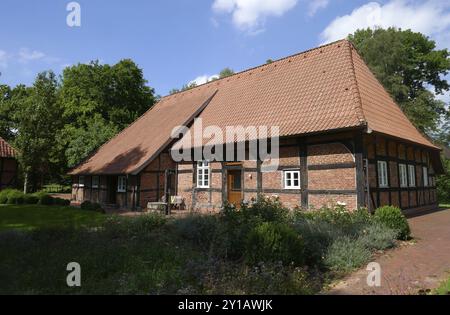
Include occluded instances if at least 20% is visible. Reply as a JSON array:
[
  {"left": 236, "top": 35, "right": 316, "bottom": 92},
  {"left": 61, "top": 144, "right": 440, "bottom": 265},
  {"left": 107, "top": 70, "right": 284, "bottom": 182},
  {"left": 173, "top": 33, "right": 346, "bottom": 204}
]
[{"left": 355, "top": 133, "right": 366, "bottom": 209}]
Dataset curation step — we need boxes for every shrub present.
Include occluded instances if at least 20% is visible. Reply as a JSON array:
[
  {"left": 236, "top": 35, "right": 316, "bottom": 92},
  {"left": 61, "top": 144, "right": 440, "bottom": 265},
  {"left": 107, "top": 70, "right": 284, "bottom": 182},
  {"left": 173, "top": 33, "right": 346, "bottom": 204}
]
[
  {"left": 324, "top": 236, "right": 371, "bottom": 272},
  {"left": 80, "top": 201, "right": 103, "bottom": 212},
  {"left": 374, "top": 206, "right": 410, "bottom": 240},
  {"left": 172, "top": 214, "right": 220, "bottom": 250},
  {"left": 0, "top": 189, "right": 19, "bottom": 204},
  {"left": 23, "top": 194, "right": 39, "bottom": 204},
  {"left": 33, "top": 192, "right": 54, "bottom": 205},
  {"left": 6, "top": 190, "right": 25, "bottom": 205},
  {"left": 293, "top": 218, "right": 343, "bottom": 265},
  {"left": 241, "top": 196, "right": 289, "bottom": 223},
  {"left": 53, "top": 198, "right": 70, "bottom": 206},
  {"left": 102, "top": 214, "right": 167, "bottom": 239},
  {"left": 245, "top": 222, "right": 305, "bottom": 266},
  {"left": 358, "top": 223, "right": 397, "bottom": 251}
]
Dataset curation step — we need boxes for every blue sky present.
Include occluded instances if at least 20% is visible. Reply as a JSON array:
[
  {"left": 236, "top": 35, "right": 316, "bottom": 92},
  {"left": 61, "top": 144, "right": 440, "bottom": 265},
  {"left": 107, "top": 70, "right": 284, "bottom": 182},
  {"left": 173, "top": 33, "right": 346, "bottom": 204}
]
[{"left": 1, "top": 0, "right": 450, "bottom": 98}]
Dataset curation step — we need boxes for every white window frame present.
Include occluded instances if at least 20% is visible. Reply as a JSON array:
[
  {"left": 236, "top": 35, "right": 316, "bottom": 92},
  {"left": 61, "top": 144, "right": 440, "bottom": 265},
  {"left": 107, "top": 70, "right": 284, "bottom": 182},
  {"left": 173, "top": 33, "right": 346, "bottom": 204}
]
[
  {"left": 78, "top": 175, "right": 85, "bottom": 188},
  {"left": 197, "top": 161, "right": 210, "bottom": 188},
  {"left": 283, "top": 170, "right": 301, "bottom": 190},
  {"left": 92, "top": 176, "right": 99, "bottom": 189},
  {"left": 408, "top": 165, "right": 416, "bottom": 187},
  {"left": 423, "top": 167, "right": 429, "bottom": 187},
  {"left": 377, "top": 161, "right": 389, "bottom": 188},
  {"left": 117, "top": 176, "right": 127, "bottom": 193},
  {"left": 399, "top": 164, "right": 408, "bottom": 188}
]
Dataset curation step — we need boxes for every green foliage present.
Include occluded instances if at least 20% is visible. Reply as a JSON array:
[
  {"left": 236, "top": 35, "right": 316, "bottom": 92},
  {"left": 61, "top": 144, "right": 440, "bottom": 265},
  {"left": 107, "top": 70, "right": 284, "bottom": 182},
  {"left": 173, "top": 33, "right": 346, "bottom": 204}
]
[
  {"left": 23, "top": 194, "right": 39, "bottom": 205},
  {"left": 437, "top": 158, "right": 450, "bottom": 203},
  {"left": 0, "top": 189, "right": 17, "bottom": 204},
  {"left": 358, "top": 223, "right": 397, "bottom": 251},
  {"left": 80, "top": 200, "right": 104, "bottom": 212},
  {"left": 102, "top": 214, "right": 167, "bottom": 239},
  {"left": 324, "top": 236, "right": 372, "bottom": 273},
  {"left": 374, "top": 206, "right": 411, "bottom": 240},
  {"left": 34, "top": 192, "right": 54, "bottom": 205},
  {"left": 349, "top": 27, "right": 450, "bottom": 133},
  {"left": 171, "top": 214, "right": 220, "bottom": 251},
  {"left": 6, "top": 190, "right": 25, "bottom": 205},
  {"left": 245, "top": 222, "right": 305, "bottom": 266}
]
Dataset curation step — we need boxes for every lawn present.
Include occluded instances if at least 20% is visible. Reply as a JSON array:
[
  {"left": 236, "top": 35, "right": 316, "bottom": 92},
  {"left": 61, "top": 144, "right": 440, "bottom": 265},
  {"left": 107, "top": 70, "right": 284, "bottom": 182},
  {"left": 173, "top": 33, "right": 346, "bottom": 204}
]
[
  {"left": 0, "top": 200, "right": 405, "bottom": 294},
  {"left": 0, "top": 204, "right": 106, "bottom": 231},
  {"left": 434, "top": 276, "right": 450, "bottom": 295}
]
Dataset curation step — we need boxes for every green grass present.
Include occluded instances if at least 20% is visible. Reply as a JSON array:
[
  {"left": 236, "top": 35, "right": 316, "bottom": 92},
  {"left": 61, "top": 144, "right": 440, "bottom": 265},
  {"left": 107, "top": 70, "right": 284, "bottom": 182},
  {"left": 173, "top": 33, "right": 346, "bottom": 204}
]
[
  {"left": 0, "top": 204, "right": 106, "bottom": 231},
  {"left": 439, "top": 204, "right": 450, "bottom": 209},
  {"left": 434, "top": 277, "right": 450, "bottom": 295}
]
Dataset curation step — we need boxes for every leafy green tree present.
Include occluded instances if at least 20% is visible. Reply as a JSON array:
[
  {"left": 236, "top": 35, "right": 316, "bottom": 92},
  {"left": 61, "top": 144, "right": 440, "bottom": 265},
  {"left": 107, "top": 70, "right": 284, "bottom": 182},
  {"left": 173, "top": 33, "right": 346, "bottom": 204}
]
[
  {"left": 60, "top": 114, "right": 118, "bottom": 168},
  {"left": 219, "top": 67, "right": 235, "bottom": 78},
  {"left": 348, "top": 28, "right": 450, "bottom": 133},
  {"left": 58, "top": 59, "right": 155, "bottom": 167},
  {"left": 14, "top": 71, "right": 63, "bottom": 192}
]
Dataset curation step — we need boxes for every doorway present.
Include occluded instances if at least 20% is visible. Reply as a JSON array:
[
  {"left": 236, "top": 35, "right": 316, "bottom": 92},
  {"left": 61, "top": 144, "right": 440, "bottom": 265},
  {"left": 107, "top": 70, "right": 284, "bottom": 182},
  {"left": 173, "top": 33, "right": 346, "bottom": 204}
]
[
  {"left": 108, "top": 176, "right": 117, "bottom": 204},
  {"left": 227, "top": 169, "right": 243, "bottom": 207}
]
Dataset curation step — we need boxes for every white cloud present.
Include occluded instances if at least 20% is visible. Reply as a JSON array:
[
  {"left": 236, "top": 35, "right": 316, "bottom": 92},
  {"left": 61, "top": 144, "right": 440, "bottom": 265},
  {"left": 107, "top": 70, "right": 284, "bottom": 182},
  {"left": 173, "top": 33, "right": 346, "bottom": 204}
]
[
  {"left": 190, "top": 74, "right": 220, "bottom": 86},
  {"left": 18, "top": 48, "right": 46, "bottom": 63},
  {"left": 212, "top": 0, "right": 298, "bottom": 32},
  {"left": 321, "top": 0, "right": 450, "bottom": 44},
  {"left": 308, "top": 0, "right": 329, "bottom": 17},
  {"left": 0, "top": 50, "right": 10, "bottom": 68}
]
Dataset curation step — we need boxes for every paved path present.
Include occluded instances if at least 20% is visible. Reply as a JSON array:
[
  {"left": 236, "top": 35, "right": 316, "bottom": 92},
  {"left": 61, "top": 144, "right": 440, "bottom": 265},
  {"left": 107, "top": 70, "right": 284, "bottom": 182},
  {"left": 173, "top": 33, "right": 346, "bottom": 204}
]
[{"left": 328, "top": 208, "right": 450, "bottom": 295}]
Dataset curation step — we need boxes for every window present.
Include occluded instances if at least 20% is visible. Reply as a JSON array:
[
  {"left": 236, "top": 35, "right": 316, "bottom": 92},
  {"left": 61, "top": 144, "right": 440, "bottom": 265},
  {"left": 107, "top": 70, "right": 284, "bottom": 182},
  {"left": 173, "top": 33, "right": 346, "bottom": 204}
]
[
  {"left": 423, "top": 167, "right": 429, "bottom": 187},
  {"left": 117, "top": 176, "right": 127, "bottom": 193},
  {"left": 197, "top": 161, "right": 210, "bottom": 188},
  {"left": 408, "top": 165, "right": 416, "bottom": 187},
  {"left": 284, "top": 170, "right": 300, "bottom": 189},
  {"left": 377, "top": 161, "right": 389, "bottom": 188},
  {"left": 78, "top": 176, "right": 85, "bottom": 188},
  {"left": 399, "top": 164, "right": 408, "bottom": 188},
  {"left": 92, "top": 176, "right": 99, "bottom": 189}
]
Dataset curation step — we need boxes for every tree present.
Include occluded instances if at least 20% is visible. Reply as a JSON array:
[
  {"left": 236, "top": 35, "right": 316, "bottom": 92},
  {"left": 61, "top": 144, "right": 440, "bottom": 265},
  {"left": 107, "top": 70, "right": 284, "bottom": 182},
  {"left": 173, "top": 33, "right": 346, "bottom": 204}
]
[
  {"left": 14, "top": 71, "right": 63, "bottom": 192},
  {"left": 348, "top": 28, "right": 450, "bottom": 133},
  {"left": 170, "top": 68, "right": 236, "bottom": 94},
  {"left": 58, "top": 59, "right": 156, "bottom": 167},
  {"left": 219, "top": 67, "right": 235, "bottom": 78}
]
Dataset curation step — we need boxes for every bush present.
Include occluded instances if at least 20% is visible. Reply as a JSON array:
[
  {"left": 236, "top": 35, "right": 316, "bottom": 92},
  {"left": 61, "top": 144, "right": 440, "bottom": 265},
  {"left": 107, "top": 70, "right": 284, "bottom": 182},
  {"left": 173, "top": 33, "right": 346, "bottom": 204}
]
[
  {"left": 6, "top": 190, "right": 25, "bottom": 205},
  {"left": 53, "top": 198, "right": 70, "bottom": 206},
  {"left": 33, "top": 192, "right": 54, "bottom": 205},
  {"left": 80, "top": 201, "right": 103, "bottom": 212},
  {"left": 324, "top": 236, "right": 371, "bottom": 272},
  {"left": 23, "top": 194, "right": 39, "bottom": 204},
  {"left": 245, "top": 222, "right": 305, "bottom": 266},
  {"left": 102, "top": 214, "right": 167, "bottom": 239},
  {"left": 358, "top": 223, "right": 397, "bottom": 251},
  {"left": 241, "top": 196, "right": 289, "bottom": 223},
  {"left": 374, "top": 206, "right": 410, "bottom": 240},
  {"left": 0, "top": 189, "right": 19, "bottom": 204},
  {"left": 172, "top": 214, "right": 220, "bottom": 251}
]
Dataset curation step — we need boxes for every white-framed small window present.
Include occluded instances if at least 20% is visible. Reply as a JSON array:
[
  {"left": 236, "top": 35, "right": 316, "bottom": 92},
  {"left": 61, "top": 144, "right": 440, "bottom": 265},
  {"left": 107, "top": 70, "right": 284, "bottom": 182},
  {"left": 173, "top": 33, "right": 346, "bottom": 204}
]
[
  {"left": 79, "top": 175, "right": 85, "bottom": 188},
  {"left": 117, "top": 176, "right": 127, "bottom": 193},
  {"left": 92, "top": 176, "right": 99, "bottom": 189},
  {"left": 423, "top": 167, "right": 429, "bottom": 187},
  {"left": 377, "top": 161, "right": 389, "bottom": 188},
  {"left": 284, "top": 170, "right": 300, "bottom": 189},
  {"left": 399, "top": 164, "right": 408, "bottom": 188},
  {"left": 197, "top": 161, "right": 210, "bottom": 188},
  {"left": 408, "top": 165, "right": 416, "bottom": 187}
]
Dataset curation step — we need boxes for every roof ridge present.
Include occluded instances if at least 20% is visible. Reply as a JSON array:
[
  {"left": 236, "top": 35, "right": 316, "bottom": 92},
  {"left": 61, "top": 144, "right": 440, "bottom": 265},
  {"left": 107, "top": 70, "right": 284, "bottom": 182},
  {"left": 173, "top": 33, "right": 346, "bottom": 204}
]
[
  {"left": 347, "top": 42, "right": 368, "bottom": 127},
  {"left": 163, "top": 39, "right": 349, "bottom": 99}
]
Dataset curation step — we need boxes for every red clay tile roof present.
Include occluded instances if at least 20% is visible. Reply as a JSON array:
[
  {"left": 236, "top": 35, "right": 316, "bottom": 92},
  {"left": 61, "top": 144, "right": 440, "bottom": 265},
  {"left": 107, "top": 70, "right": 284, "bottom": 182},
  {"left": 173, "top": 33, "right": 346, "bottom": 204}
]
[
  {"left": 70, "top": 39, "right": 439, "bottom": 175},
  {"left": 0, "top": 137, "right": 17, "bottom": 158},
  {"left": 69, "top": 89, "right": 217, "bottom": 175}
]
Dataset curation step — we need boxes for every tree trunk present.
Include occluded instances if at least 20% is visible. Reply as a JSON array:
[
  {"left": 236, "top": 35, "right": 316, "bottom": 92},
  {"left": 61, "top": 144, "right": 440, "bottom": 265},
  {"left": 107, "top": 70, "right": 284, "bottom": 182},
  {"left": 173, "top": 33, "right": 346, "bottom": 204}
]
[{"left": 23, "top": 172, "right": 28, "bottom": 194}]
